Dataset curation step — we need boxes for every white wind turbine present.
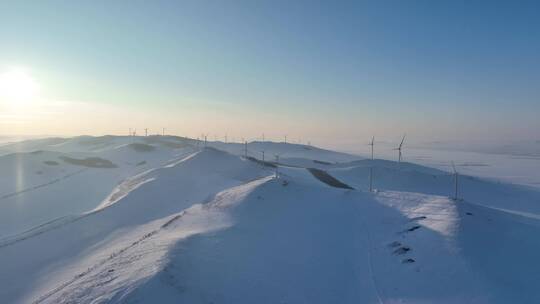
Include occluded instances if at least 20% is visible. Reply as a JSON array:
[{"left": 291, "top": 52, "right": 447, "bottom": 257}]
[
  {"left": 368, "top": 136, "right": 375, "bottom": 160},
  {"left": 393, "top": 134, "right": 406, "bottom": 164}
]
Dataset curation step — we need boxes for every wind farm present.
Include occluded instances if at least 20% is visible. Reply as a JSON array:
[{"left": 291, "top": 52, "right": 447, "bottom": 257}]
[{"left": 1, "top": 1, "right": 540, "bottom": 303}]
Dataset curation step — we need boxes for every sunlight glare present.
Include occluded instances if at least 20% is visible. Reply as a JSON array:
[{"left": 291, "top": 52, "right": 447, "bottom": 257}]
[{"left": 0, "top": 68, "right": 40, "bottom": 107}]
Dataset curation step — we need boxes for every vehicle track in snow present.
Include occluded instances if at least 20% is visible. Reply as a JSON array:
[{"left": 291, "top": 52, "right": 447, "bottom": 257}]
[
  {"left": 355, "top": 198, "right": 386, "bottom": 304},
  {"left": 0, "top": 168, "right": 88, "bottom": 201},
  {"left": 31, "top": 176, "right": 271, "bottom": 304}
]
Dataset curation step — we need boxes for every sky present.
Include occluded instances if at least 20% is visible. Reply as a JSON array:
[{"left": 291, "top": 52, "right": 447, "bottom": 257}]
[{"left": 0, "top": 0, "right": 539, "bottom": 149}]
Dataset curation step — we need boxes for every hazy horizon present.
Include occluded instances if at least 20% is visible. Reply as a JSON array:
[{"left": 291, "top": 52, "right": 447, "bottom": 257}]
[{"left": 1, "top": 1, "right": 539, "bottom": 148}]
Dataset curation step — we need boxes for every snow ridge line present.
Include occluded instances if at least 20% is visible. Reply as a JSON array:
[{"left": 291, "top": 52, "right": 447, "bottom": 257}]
[
  {"left": 30, "top": 213, "right": 181, "bottom": 304},
  {"left": 31, "top": 175, "right": 272, "bottom": 304},
  {"left": 94, "top": 149, "right": 200, "bottom": 211},
  {"left": 0, "top": 151, "right": 200, "bottom": 249},
  {"left": 31, "top": 206, "right": 202, "bottom": 304},
  {"left": 0, "top": 151, "right": 201, "bottom": 248}
]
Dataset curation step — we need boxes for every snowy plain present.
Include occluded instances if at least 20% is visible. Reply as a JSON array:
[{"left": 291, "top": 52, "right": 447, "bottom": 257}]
[{"left": 0, "top": 135, "right": 539, "bottom": 303}]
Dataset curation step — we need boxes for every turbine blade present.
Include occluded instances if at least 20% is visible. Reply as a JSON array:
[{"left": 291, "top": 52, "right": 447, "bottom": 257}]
[{"left": 399, "top": 134, "right": 406, "bottom": 148}]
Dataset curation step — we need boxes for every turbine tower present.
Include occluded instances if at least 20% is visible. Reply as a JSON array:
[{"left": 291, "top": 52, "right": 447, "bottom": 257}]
[
  {"left": 273, "top": 152, "right": 285, "bottom": 178},
  {"left": 452, "top": 161, "right": 459, "bottom": 200},
  {"left": 369, "top": 167, "right": 373, "bottom": 192},
  {"left": 393, "top": 134, "right": 406, "bottom": 164}
]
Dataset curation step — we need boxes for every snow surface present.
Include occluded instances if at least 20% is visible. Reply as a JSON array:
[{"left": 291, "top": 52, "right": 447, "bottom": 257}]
[{"left": 0, "top": 135, "right": 539, "bottom": 303}]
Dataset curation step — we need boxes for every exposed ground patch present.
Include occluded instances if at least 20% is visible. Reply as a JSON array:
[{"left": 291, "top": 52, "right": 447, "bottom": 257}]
[
  {"left": 127, "top": 143, "right": 156, "bottom": 152},
  {"left": 307, "top": 168, "right": 354, "bottom": 189},
  {"left": 59, "top": 156, "right": 117, "bottom": 168}
]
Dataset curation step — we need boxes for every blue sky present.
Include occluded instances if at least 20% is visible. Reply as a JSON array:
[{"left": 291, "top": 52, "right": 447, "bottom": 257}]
[{"left": 1, "top": 1, "right": 539, "bottom": 146}]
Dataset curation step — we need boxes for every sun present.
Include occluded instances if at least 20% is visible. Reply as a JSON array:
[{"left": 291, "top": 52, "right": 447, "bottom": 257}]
[{"left": 0, "top": 68, "right": 40, "bottom": 107}]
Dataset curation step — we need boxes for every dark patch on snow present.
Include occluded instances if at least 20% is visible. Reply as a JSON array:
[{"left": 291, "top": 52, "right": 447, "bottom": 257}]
[
  {"left": 410, "top": 216, "right": 427, "bottom": 221},
  {"left": 44, "top": 160, "right": 59, "bottom": 166},
  {"left": 466, "top": 212, "right": 473, "bottom": 216},
  {"left": 35, "top": 171, "right": 43, "bottom": 175},
  {"left": 388, "top": 241, "right": 401, "bottom": 248},
  {"left": 307, "top": 168, "right": 354, "bottom": 190},
  {"left": 399, "top": 225, "right": 422, "bottom": 233},
  {"left": 127, "top": 143, "right": 155, "bottom": 152},
  {"left": 135, "top": 160, "right": 147, "bottom": 166},
  {"left": 313, "top": 159, "right": 332, "bottom": 165},
  {"left": 59, "top": 156, "right": 117, "bottom": 168},
  {"left": 393, "top": 246, "right": 411, "bottom": 255},
  {"left": 402, "top": 258, "right": 415, "bottom": 264},
  {"left": 245, "top": 156, "right": 277, "bottom": 168},
  {"left": 406, "top": 225, "right": 421, "bottom": 232}
]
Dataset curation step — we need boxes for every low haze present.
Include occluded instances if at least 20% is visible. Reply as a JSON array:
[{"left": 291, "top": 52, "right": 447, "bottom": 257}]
[{"left": 1, "top": 1, "right": 539, "bottom": 149}]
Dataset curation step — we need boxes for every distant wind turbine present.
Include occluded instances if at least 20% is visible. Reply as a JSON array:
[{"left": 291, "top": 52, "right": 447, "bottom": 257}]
[
  {"left": 452, "top": 161, "right": 459, "bottom": 200},
  {"left": 368, "top": 136, "right": 375, "bottom": 160},
  {"left": 393, "top": 134, "right": 406, "bottom": 164},
  {"left": 273, "top": 152, "right": 286, "bottom": 178}
]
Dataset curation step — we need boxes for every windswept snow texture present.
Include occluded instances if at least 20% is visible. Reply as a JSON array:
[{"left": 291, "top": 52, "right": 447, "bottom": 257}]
[{"left": 0, "top": 136, "right": 539, "bottom": 303}]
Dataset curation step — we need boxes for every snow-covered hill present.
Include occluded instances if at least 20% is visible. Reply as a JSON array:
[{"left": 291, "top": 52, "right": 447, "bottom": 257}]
[{"left": 0, "top": 136, "right": 539, "bottom": 303}]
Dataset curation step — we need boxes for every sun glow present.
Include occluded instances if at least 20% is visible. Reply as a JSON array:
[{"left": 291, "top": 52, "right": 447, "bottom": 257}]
[{"left": 0, "top": 68, "right": 40, "bottom": 108}]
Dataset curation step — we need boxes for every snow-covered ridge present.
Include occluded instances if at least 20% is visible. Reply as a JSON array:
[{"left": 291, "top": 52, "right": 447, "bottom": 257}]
[{"left": 0, "top": 135, "right": 539, "bottom": 303}]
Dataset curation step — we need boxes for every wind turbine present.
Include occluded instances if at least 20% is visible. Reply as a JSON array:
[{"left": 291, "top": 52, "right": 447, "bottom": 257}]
[
  {"left": 368, "top": 136, "right": 375, "bottom": 160},
  {"left": 452, "top": 161, "right": 459, "bottom": 200},
  {"left": 393, "top": 134, "right": 406, "bottom": 164},
  {"left": 273, "top": 152, "right": 286, "bottom": 178}
]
